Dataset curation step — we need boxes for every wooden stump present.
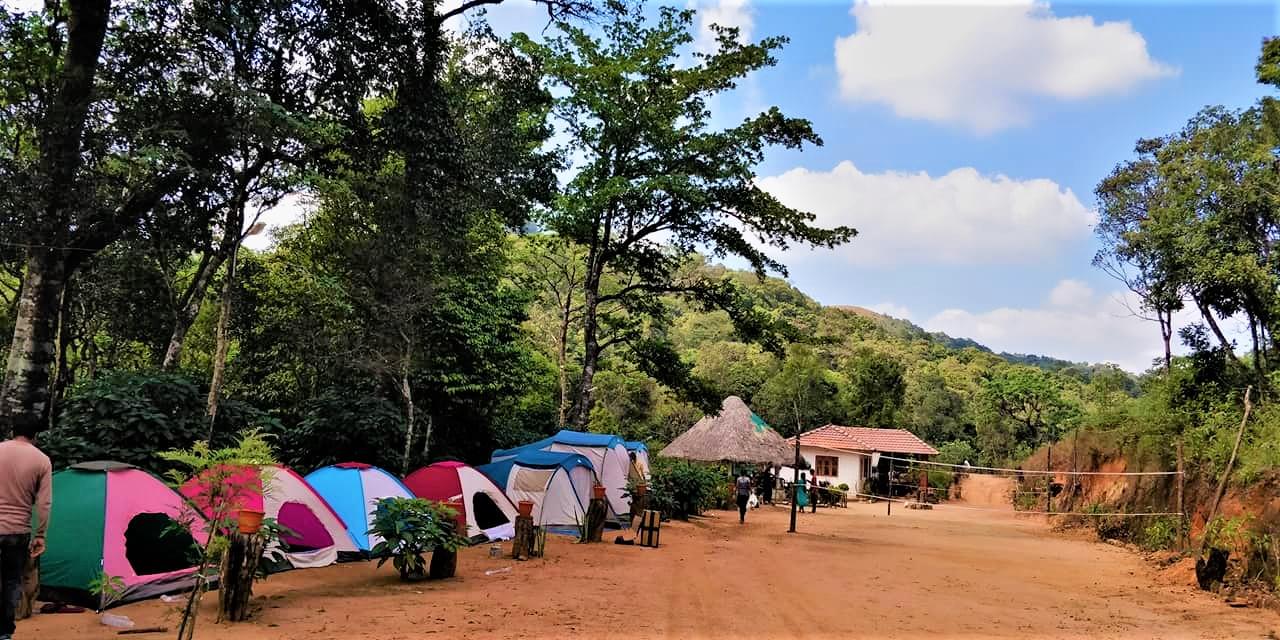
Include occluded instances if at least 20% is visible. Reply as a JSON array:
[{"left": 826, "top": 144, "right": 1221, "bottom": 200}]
[
  {"left": 512, "top": 514, "right": 535, "bottom": 560},
  {"left": 428, "top": 549, "right": 457, "bottom": 579},
  {"left": 218, "top": 532, "right": 265, "bottom": 623},
  {"left": 17, "top": 557, "right": 37, "bottom": 620},
  {"left": 586, "top": 497, "right": 607, "bottom": 543}
]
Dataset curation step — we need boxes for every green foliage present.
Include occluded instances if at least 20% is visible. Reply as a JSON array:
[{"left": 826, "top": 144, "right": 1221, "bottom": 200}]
[
  {"left": 368, "top": 497, "right": 467, "bottom": 580},
  {"left": 647, "top": 459, "right": 726, "bottom": 520},
  {"left": 1141, "top": 517, "right": 1180, "bottom": 551},
  {"left": 274, "top": 392, "right": 406, "bottom": 471},
  {"left": 753, "top": 344, "right": 842, "bottom": 435},
  {"left": 88, "top": 572, "right": 126, "bottom": 610},
  {"left": 839, "top": 345, "right": 905, "bottom": 426},
  {"left": 1202, "top": 515, "right": 1254, "bottom": 556},
  {"left": 45, "top": 371, "right": 279, "bottom": 471}
]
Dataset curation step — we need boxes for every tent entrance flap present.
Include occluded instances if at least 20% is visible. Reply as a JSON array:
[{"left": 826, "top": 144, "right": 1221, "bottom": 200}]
[
  {"left": 124, "top": 513, "right": 198, "bottom": 577},
  {"left": 278, "top": 502, "right": 335, "bottom": 552}
]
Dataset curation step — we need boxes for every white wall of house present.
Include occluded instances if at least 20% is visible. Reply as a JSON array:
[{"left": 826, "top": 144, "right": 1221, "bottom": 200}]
[{"left": 798, "top": 446, "right": 871, "bottom": 496}]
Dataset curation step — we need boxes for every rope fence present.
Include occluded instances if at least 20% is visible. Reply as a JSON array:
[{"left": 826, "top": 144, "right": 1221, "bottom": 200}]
[{"left": 851, "top": 492, "right": 1182, "bottom": 517}]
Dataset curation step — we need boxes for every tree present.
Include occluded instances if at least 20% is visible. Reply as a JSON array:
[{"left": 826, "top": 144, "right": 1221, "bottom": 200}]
[
  {"left": 979, "top": 366, "right": 1077, "bottom": 461},
  {"left": 1094, "top": 137, "right": 1185, "bottom": 373},
  {"left": 902, "top": 364, "right": 966, "bottom": 445},
  {"left": 0, "top": 0, "right": 202, "bottom": 435},
  {"left": 518, "top": 4, "right": 855, "bottom": 427},
  {"left": 839, "top": 345, "right": 905, "bottom": 426}
]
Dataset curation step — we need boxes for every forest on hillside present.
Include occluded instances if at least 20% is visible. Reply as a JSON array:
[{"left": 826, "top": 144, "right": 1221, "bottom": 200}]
[{"left": 4, "top": 0, "right": 1280, "bottom": 564}]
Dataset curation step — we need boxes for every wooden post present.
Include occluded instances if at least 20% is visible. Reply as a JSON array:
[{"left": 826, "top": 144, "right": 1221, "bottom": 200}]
[
  {"left": 1176, "top": 439, "right": 1187, "bottom": 550},
  {"left": 512, "top": 514, "right": 535, "bottom": 560},
  {"left": 1045, "top": 443, "right": 1052, "bottom": 515},
  {"left": 1196, "top": 386, "right": 1253, "bottom": 561},
  {"left": 586, "top": 497, "right": 607, "bottom": 542},
  {"left": 218, "top": 532, "right": 265, "bottom": 623}
]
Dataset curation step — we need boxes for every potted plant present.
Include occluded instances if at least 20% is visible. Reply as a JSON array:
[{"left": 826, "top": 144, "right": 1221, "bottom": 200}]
[
  {"left": 517, "top": 500, "right": 534, "bottom": 518},
  {"left": 159, "top": 429, "right": 279, "bottom": 640},
  {"left": 592, "top": 484, "right": 607, "bottom": 500},
  {"left": 369, "top": 497, "right": 468, "bottom": 581}
]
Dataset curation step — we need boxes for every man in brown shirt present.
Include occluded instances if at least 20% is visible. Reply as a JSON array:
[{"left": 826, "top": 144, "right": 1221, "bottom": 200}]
[{"left": 0, "top": 422, "right": 51, "bottom": 640}]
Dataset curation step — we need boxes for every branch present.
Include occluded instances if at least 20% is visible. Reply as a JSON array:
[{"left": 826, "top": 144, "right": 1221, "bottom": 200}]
[{"left": 437, "top": 0, "right": 504, "bottom": 23}]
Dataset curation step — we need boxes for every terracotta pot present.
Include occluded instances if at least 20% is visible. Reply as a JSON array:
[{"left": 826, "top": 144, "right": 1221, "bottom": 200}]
[
  {"left": 517, "top": 500, "right": 535, "bottom": 518},
  {"left": 592, "top": 484, "right": 607, "bottom": 500},
  {"left": 635, "top": 483, "right": 648, "bottom": 496},
  {"left": 237, "top": 509, "right": 265, "bottom": 535}
]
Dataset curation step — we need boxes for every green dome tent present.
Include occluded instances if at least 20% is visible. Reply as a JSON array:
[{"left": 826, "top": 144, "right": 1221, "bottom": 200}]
[{"left": 41, "top": 462, "right": 209, "bottom": 608}]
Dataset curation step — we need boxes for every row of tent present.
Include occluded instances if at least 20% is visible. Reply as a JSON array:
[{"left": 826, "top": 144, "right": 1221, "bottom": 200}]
[{"left": 39, "top": 431, "right": 650, "bottom": 609}]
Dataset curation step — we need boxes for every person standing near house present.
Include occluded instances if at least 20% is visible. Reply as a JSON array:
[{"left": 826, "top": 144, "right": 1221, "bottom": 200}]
[
  {"left": 0, "top": 423, "right": 52, "bottom": 640},
  {"left": 734, "top": 471, "right": 753, "bottom": 524},
  {"left": 808, "top": 472, "right": 819, "bottom": 513}
]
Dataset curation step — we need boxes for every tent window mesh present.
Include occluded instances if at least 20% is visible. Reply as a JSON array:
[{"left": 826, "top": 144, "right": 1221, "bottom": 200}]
[{"left": 124, "top": 513, "right": 198, "bottom": 576}]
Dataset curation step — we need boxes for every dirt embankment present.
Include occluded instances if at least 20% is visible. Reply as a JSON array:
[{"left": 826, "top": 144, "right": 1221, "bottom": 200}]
[{"left": 25, "top": 503, "right": 1279, "bottom": 640}]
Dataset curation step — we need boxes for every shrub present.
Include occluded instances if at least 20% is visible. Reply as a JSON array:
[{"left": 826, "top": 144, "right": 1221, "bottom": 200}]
[
  {"left": 647, "top": 459, "right": 724, "bottom": 520},
  {"left": 275, "top": 392, "right": 405, "bottom": 471},
  {"left": 369, "top": 497, "right": 468, "bottom": 581},
  {"left": 48, "top": 371, "right": 279, "bottom": 471},
  {"left": 1141, "top": 516, "right": 1180, "bottom": 551}
]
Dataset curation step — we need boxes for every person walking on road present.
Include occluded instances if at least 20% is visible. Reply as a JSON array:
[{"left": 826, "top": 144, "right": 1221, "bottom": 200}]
[
  {"left": 734, "top": 471, "right": 753, "bottom": 524},
  {"left": 0, "top": 423, "right": 52, "bottom": 640}
]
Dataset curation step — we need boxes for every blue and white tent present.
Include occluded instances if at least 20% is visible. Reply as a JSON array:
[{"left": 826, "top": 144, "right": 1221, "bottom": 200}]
[
  {"left": 493, "top": 430, "right": 633, "bottom": 519},
  {"left": 477, "top": 451, "right": 598, "bottom": 531},
  {"left": 304, "top": 463, "right": 414, "bottom": 553}
]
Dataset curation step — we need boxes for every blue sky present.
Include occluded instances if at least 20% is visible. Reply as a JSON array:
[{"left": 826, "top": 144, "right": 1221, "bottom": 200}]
[
  {"left": 692, "top": 0, "right": 1274, "bottom": 371},
  {"left": 251, "top": 0, "right": 1276, "bottom": 372}
]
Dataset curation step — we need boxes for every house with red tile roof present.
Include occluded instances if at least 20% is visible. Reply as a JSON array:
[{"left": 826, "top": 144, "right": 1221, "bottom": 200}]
[{"left": 784, "top": 425, "right": 937, "bottom": 497}]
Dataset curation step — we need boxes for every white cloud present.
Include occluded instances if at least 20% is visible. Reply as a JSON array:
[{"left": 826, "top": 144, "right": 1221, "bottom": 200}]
[
  {"left": 755, "top": 161, "right": 1096, "bottom": 266},
  {"left": 833, "top": 0, "right": 1176, "bottom": 133},
  {"left": 923, "top": 281, "right": 1192, "bottom": 372},
  {"left": 691, "top": 0, "right": 755, "bottom": 53},
  {"left": 869, "top": 302, "right": 912, "bottom": 321},
  {"left": 1047, "top": 279, "right": 1093, "bottom": 307}
]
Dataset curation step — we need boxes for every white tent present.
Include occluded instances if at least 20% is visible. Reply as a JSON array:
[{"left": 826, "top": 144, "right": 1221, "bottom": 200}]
[
  {"left": 493, "top": 430, "right": 632, "bottom": 521},
  {"left": 478, "top": 451, "right": 598, "bottom": 531}
]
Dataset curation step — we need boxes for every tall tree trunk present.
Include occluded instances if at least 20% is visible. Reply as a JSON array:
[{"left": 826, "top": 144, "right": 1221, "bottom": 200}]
[
  {"left": 205, "top": 244, "right": 240, "bottom": 436},
  {"left": 399, "top": 347, "right": 416, "bottom": 475},
  {"left": 47, "top": 277, "right": 75, "bottom": 431},
  {"left": 420, "top": 413, "right": 432, "bottom": 463},
  {"left": 556, "top": 303, "right": 572, "bottom": 426},
  {"left": 1, "top": 0, "right": 111, "bottom": 437},
  {"left": 570, "top": 269, "right": 602, "bottom": 428},
  {"left": 1159, "top": 308, "right": 1173, "bottom": 373},
  {"left": 162, "top": 248, "right": 229, "bottom": 371},
  {"left": 0, "top": 252, "right": 68, "bottom": 437},
  {"left": 1192, "top": 293, "right": 1239, "bottom": 362}
]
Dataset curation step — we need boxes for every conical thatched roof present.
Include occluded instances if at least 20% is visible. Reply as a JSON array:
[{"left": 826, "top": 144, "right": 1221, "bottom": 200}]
[{"left": 661, "top": 396, "right": 791, "bottom": 465}]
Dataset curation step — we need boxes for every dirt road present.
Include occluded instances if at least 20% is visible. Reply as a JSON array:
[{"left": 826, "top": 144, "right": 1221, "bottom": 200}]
[{"left": 27, "top": 501, "right": 1278, "bottom": 639}]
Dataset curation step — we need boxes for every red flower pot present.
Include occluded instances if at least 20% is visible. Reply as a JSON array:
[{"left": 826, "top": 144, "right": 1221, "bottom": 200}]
[
  {"left": 592, "top": 484, "right": 607, "bottom": 500},
  {"left": 238, "top": 509, "right": 265, "bottom": 535},
  {"left": 518, "top": 500, "right": 535, "bottom": 517}
]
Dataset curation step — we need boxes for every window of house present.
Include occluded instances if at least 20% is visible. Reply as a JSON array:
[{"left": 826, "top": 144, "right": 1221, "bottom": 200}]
[{"left": 815, "top": 455, "right": 839, "bottom": 477}]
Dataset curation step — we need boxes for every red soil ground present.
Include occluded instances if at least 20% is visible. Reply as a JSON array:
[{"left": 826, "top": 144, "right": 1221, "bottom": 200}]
[{"left": 25, "top": 497, "right": 1280, "bottom": 639}]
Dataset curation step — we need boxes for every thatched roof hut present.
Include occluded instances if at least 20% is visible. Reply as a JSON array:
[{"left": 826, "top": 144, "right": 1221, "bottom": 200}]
[{"left": 661, "top": 396, "right": 791, "bottom": 465}]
